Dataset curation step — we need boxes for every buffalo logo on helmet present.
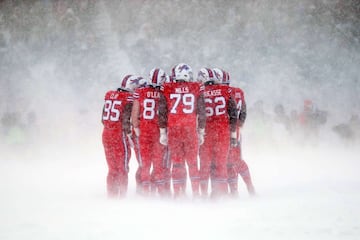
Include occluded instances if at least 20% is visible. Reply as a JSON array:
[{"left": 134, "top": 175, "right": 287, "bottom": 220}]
[
  {"left": 214, "top": 71, "right": 222, "bottom": 81},
  {"left": 198, "top": 71, "right": 206, "bottom": 79},
  {"left": 178, "top": 64, "right": 190, "bottom": 72},
  {"left": 131, "top": 76, "right": 147, "bottom": 87}
]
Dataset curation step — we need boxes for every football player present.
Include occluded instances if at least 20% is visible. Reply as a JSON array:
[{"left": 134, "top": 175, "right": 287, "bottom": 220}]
[
  {"left": 158, "top": 63, "right": 206, "bottom": 199},
  {"left": 198, "top": 68, "right": 238, "bottom": 198},
  {"left": 131, "top": 68, "right": 170, "bottom": 197},
  {"left": 101, "top": 74, "right": 140, "bottom": 198},
  {"left": 213, "top": 68, "right": 255, "bottom": 196}
]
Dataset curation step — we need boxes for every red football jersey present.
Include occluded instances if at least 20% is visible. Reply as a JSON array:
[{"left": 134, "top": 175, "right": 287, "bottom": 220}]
[
  {"left": 133, "top": 86, "right": 161, "bottom": 129},
  {"left": 160, "top": 81, "right": 204, "bottom": 128},
  {"left": 203, "top": 84, "right": 233, "bottom": 126},
  {"left": 102, "top": 90, "right": 132, "bottom": 129}
]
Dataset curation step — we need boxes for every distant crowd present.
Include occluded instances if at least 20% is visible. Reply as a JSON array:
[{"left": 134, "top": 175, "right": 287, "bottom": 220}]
[{"left": 248, "top": 98, "right": 360, "bottom": 145}]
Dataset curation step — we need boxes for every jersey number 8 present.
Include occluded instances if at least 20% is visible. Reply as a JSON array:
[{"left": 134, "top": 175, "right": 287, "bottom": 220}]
[{"left": 143, "top": 99, "right": 156, "bottom": 120}]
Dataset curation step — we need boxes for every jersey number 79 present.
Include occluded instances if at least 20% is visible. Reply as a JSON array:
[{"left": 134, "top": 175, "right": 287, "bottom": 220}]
[{"left": 169, "top": 93, "right": 195, "bottom": 114}]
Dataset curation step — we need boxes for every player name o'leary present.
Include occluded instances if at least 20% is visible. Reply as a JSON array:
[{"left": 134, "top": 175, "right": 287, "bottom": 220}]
[
  {"left": 147, "top": 91, "right": 160, "bottom": 98},
  {"left": 204, "top": 89, "right": 222, "bottom": 97}
]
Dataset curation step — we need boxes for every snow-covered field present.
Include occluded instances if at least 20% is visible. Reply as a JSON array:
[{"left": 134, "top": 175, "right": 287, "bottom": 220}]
[{"left": 1, "top": 138, "right": 359, "bottom": 240}]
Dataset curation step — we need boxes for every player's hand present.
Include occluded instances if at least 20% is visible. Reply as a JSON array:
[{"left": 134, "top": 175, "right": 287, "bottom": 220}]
[
  {"left": 159, "top": 128, "right": 168, "bottom": 145},
  {"left": 127, "top": 133, "right": 134, "bottom": 148},
  {"left": 230, "top": 131, "right": 237, "bottom": 147},
  {"left": 198, "top": 128, "right": 205, "bottom": 145},
  {"left": 134, "top": 127, "right": 140, "bottom": 137}
]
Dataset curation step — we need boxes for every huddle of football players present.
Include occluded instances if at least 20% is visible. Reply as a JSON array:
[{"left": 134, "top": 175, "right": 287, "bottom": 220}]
[{"left": 101, "top": 63, "right": 255, "bottom": 200}]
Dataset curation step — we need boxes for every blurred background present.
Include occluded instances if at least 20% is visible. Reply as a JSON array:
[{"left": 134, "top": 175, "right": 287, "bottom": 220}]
[{"left": 0, "top": 0, "right": 359, "bottom": 155}]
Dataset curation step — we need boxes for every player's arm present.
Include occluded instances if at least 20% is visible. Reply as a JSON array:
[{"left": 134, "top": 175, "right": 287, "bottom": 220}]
[
  {"left": 131, "top": 99, "right": 140, "bottom": 137},
  {"left": 158, "top": 92, "right": 168, "bottom": 145},
  {"left": 122, "top": 102, "right": 133, "bottom": 134},
  {"left": 131, "top": 99, "right": 140, "bottom": 128},
  {"left": 228, "top": 97, "right": 238, "bottom": 132},
  {"left": 239, "top": 96, "right": 247, "bottom": 127},
  {"left": 196, "top": 93, "right": 206, "bottom": 145},
  {"left": 197, "top": 93, "right": 206, "bottom": 129}
]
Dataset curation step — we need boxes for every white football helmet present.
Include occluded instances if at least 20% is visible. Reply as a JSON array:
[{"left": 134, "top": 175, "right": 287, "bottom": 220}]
[
  {"left": 172, "top": 63, "right": 193, "bottom": 82},
  {"left": 149, "top": 68, "right": 167, "bottom": 87},
  {"left": 120, "top": 75, "right": 147, "bottom": 92},
  {"left": 197, "top": 67, "right": 215, "bottom": 84},
  {"left": 213, "top": 68, "right": 230, "bottom": 85},
  {"left": 136, "top": 76, "right": 148, "bottom": 88}
]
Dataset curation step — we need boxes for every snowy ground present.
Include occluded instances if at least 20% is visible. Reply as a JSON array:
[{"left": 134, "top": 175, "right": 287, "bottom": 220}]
[{"left": 1, "top": 138, "right": 360, "bottom": 240}]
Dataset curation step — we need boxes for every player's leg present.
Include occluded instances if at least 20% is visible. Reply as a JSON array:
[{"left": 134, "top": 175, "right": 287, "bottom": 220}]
[
  {"left": 199, "top": 141, "right": 212, "bottom": 198},
  {"left": 132, "top": 135, "right": 142, "bottom": 194},
  {"left": 138, "top": 136, "right": 152, "bottom": 196},
  {"left": 237, "top": 158, "right": 255, "bottom": 195},
  {"left": 161, "top": 146, "right": 172, "bottom": 197},
  {"left": 103, "top": 130, "right": 120, "bottom": 198},
  {"left": 151, "top": 138, "right": 168, "bottom": 197},
  {"left": 172, "top": 162, "right": 186, "bottom": 198},
  {"left": 211, "top": 131, "right": 230, "bottom": 198},
  {"left": 227, "top": 146, "right": 240, "bottom": 196},
  {"left": 184, "top": 129, "right": 200, "bottom": 198},
  {"left": 168, "top": 128, "right": 187, "bottom": 198},
  {"left": 118, "top": 132, "right": 130, "bottom": 198},
  {"left": 104, "top": 147, "right": 118, "bottom": 197}
]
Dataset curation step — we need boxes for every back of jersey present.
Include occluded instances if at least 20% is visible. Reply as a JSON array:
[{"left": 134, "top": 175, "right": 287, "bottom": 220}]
[
  {"left": 102, "top": 90, "right": 131, "bottom": 130},
  {"left": 134, "top": 86, "right": 161, "bottom": 128},
  {"left": 161, "top": 81, "right": 203, "bottom": 128},
  {"left": 203, "top": 84, "right": 232, "bottom": 126}
]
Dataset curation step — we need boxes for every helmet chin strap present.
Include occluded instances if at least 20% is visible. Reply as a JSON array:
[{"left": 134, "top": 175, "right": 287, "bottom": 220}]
[
  {"left": 117, "top": 88, "right": 129, "bottom": 92},
  {"left": 205, "top": 80, "right": 215, "bottom": 86}
]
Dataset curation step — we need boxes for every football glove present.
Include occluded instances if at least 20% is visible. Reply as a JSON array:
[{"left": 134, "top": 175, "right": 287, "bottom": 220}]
[
  {"left": 134, "top": 127, "right": 140, "bottom": 137},
  {"left": 159, "top": 128, "right": 168, "bottom": 145},
  {"left": 127, "top": 133, "right": 134, "bottom": 148},
  {"left": 198, "top": 128, "right": 205, "bottom": 145}
]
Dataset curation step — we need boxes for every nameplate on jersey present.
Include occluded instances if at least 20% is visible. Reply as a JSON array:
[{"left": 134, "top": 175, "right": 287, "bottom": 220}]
[
  {"left": 175, "top": 87, "right": 189, "bottom": 94},
  {"left": 147, "top": 91, "right": 160, "bottom": 98},
  {"left": 110, "top": 93, "right": 119, "bottom": 99},
  {"left": 204, "top": 89, "right": 222, "bottom": 97}
]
